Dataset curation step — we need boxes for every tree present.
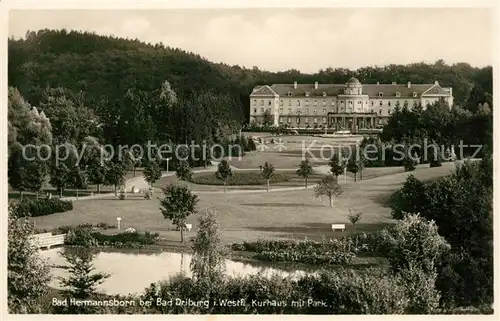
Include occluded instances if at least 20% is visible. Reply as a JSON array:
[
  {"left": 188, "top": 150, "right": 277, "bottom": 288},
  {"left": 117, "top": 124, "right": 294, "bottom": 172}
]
[
  {"left": 57, "top": 247, "right": 110, "bottom": 314},
  {"left": 50, "top": 162, "right": 71, "bottom": 198},
  {"left": 390, "top": 174, "right": 427, "bottom": 220},
  {"left": 389, "top": 160, "right": 493, "bottom": 307},
  {"left": 68, "top": 166, "right": 88, "bottom": 199},
  {"left": 8, "top": 204, "right": 51, "bottom": 313},
  {"left": 314, "top": 175, "right": 344, "bottom": 207},
  {"left": 296, "top": 159, "right": 314, "bottom": 187},
  {"left": 215, "top": 160, "right": 232, "bottom": 193},
  {"left": 428, "top": 143, "right": 443, "bottom": 168},
  {"left": 262, "top": 109, "right": 273, "bottom": 127},
  {"left": 104, "top": 159, "right": 127, "bottom": 195},
  {"left": 38, "top": 87, "right": 101, "bottom": 144},
  {"left": 159, "top": 184, "right": 199, "bottom": 242},
  {"left": 403, "top": 145, "right": 418, "bottom": 172},
  {"left": 190, "top": 208, "right": 226, "bottom": 288},
  {"left": 175, "top": 160, "right": 193, "bottom": 182},
  {"left": 379, "top": 214, "right": 450, "bottom": 313},
  {"left": 328, "top": 153, "right": 346, "bottom": 181},
  {"left": 144, "top": 159, "right": 162, "bottom": 187},
  {"left": 86, "top": 162, "right": 107, "bottom": 194},
  {"left": 261, "top": 162, "right": 275, "bottom": 192},
  {"left": 8, "top": 88, "right": 52, "bottom": 199},
  {"left": 348, "top": 209, "right": 362, "bottom": 230},
  {"left": 8, "top": 143, "right": 49, "bottom": 200},
  {"left": 346, "top": 156, "right": 360, "bottom": 182}
]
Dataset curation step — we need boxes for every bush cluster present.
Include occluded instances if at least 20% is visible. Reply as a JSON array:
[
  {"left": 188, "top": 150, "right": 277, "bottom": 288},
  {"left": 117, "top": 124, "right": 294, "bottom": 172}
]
[
  {"left": 13, "top": 198, "right": 73, "bottom": 217},
  {"left": 191, "top": 172, "right": 290, "bottom": 186},
  {"left": 136, "top": 268, "right": 429, "bottom": 314},
  {"left": 64, "top": 225, "right": 160, "bottom": 248},
  {"left": 232, "top": 237, "right": 356, "bottom": 265}
]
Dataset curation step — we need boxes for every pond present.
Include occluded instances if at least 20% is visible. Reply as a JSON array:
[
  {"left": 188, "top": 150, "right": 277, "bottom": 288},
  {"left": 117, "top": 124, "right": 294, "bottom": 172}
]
[{"left": 40, "top": 248, "right": 310, "bottom": 296}]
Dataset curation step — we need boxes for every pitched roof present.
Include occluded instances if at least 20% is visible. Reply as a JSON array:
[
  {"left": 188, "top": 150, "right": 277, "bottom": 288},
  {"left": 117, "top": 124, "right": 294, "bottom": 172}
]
[
  {"left": 250, "top": 85, "right": 278, "bottom": 97},
  {"left": 421, "top": 84, "right": 452, "bottom": 96},
  {"left": 263, "top": 83, "right": 451, "bottom": 98}
]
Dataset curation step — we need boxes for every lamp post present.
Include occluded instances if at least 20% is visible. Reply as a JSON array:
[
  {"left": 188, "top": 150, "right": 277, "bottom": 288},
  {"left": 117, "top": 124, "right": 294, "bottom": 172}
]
[
  {"left": 117, "top": 217, "right": 121, "bottom": 230},
  {"left": 166, "top": 157, "right": 171, "bottom": 173}
]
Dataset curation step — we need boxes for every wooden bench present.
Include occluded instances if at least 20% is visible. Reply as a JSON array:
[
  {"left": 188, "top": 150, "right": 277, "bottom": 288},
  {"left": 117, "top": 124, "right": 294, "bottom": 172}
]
[
  {"left": 30, "top": 233, "right": 66, "bottom": 250},
  {"left": 331, "top": 224, "right": 346, "bottom": 232}
]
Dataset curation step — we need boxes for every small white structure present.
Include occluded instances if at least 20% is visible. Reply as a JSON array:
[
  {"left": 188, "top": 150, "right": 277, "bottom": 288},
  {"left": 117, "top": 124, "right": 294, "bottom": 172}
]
[
  {"left": 125, "top": 227, "right": 136, "bottom": 233},
  {"left": 185, "top": 224, "right": 192, "bottom": 232},
  {"left": 131, "top": 186, "right": 140, "bottom": 194},
  {"left": 117, "top": 217, "right": 122, "bottom": 230},
  {"left": 331, "top": 224, "right": 346, "bottom": 232}
]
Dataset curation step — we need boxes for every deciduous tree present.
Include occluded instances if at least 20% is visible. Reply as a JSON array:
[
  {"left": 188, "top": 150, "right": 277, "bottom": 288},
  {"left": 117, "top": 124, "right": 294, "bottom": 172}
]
[
  {"left": 215, "top": 160, "right": 232, "bottom": 193},
  {"left": 261, "top": 161, "right": 275, "bottom": 192},
  {"left": 8, "top": 204, "right": 51, "bottom": 313},
  {"left": 314, "top": 175, "right": 344, "bottom": 207},
  {"left": 296, "top": 159, "right": 314, "bottom": 187},
  {"left": 159, "top": 184, "right": 199, "bottom": 242}
]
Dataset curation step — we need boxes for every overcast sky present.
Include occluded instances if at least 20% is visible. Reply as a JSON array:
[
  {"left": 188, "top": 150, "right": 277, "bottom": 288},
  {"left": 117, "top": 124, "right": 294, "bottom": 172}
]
[{"left": 9, "top": 8, "right": 494, "bottom": 73}]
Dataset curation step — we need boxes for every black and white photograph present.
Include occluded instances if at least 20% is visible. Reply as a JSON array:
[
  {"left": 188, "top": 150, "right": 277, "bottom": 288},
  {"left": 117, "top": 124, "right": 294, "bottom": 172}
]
[{"left": 2, "top": 0, "right": 497, "bottom": 316}]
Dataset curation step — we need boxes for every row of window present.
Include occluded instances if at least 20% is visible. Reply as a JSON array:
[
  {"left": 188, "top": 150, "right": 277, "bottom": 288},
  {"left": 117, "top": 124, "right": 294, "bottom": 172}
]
[
  {"left": 253, "top": 99, "right": 427, "bottom": 107},
  {"left": 253, "top": 107, "right": 396, "bottom": 116},
  {"left": 279, "top": 117, "right": 328, "bottom": 124}
]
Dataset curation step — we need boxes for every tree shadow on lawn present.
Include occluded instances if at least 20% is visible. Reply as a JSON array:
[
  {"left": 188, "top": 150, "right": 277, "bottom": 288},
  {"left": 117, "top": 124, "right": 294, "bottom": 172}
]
[
  {"left": 245, "top": 222, "right": 392, "bottom": 240},
  {"left": 239, "top": 202, "right": 325, "bottom": 208}
]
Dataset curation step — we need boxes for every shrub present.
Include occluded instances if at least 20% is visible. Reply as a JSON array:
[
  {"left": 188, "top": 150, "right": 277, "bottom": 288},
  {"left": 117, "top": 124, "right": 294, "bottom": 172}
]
[
  {"left": 234, "top": 237, "right": 356, "bottom": 265},
  {"left": 14, "top": 198, "right": 73, "bottom": 217},
  {"left": 390, "top": 175, "right": 426, "bottom": 219},
  {"left": 64, "top": 225, "right": 159, "bottom": 248}
]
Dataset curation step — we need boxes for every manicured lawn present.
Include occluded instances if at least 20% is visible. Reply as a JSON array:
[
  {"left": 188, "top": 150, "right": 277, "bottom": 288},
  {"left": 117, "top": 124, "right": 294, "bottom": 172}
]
[
  {"left": 191, "top": 171, "right": 291, "bottom": 186},
  {"left": 31, "top": 163, "right": 456, "bottom": 246}
]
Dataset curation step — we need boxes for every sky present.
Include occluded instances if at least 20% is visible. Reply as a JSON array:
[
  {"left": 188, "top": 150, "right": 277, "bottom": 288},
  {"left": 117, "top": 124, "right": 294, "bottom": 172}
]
[{"left": 8, "top": 8, "right": 494, "bottom": 73}]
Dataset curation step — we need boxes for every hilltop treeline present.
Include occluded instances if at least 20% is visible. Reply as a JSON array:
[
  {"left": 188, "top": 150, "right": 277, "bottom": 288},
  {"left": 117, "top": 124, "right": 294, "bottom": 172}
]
[{"left": 8, "top": 29, "right": 493, "bottom": 146}]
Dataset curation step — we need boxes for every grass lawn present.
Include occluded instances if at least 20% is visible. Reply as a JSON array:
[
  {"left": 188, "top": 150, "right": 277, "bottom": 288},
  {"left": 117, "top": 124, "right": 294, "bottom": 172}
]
[{"left": 31, "top": 163, "right": 456, "bottom": 246}]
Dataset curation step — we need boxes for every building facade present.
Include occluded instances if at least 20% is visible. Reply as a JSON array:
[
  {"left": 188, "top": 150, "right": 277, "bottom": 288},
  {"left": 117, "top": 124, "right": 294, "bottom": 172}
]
[{"left": 249, "top": 77, "right": 453, "bottom": 131}]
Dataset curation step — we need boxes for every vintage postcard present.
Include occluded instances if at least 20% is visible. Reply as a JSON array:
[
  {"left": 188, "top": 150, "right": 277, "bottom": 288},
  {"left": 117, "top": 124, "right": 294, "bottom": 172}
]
[{"left": 2, "top": 0, "right": 498, "bottom": 318}]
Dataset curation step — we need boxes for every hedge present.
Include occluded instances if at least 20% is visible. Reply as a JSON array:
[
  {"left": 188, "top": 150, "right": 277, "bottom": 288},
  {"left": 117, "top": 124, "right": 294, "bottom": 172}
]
[{"left": 14, "top": 198, "right": 73, "bottom": 217}]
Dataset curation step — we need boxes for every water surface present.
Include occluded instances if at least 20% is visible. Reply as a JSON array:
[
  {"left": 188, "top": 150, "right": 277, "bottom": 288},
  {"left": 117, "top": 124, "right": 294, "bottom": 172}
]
[{"left": 41, "top": 248, "right": 308, "bottom": 295}]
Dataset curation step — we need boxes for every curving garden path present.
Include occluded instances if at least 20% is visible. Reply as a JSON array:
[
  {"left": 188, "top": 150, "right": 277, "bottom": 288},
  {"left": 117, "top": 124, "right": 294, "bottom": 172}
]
[{"left": 63, "top": 159, "right": 474, "bottom": 200}]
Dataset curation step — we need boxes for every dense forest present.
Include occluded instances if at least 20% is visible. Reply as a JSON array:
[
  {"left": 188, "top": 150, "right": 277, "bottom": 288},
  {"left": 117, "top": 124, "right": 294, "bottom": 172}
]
[{"left": 8, "top": 29, "right": 493, "bottom": 147}]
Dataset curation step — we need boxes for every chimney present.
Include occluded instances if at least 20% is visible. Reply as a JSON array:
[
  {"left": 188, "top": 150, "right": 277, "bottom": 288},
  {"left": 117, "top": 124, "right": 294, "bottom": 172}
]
[
  {"left": 314, "top": 81, "right": 318, "bottom": 89},
  {"left": 407, "top": 82, "right": 411, "bottom": 88},
  {"left": 293, "top": 81, "right": 298, "bottom": 89},
  {"left": 376, "top": 81, "right": 380, "bottom": 85},
  {"left": 434, "top": 80, "right": 439, "bottom": 85},
  {"left": 392, "top": 81, "right": 396, "bottom": 85}
]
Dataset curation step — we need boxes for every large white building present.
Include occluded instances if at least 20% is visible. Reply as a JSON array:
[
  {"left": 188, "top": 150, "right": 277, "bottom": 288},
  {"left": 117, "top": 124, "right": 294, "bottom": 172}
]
[{"left": 249, "top": 77, "right": 453, "bottom": 131}]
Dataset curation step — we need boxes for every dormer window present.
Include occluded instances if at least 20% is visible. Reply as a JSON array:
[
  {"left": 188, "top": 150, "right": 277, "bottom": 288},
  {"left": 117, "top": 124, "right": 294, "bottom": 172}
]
[
  {"left": 378, "top": 92, "right": 383, "bottom": 97},
  {"left": 305, "top": 92, "right": 310, "bottom": 97},
  {"left": 287, "top": 92, "right": 292, "bottom": 97},
  {"left": 413, "top": 92, "right": 418, "bottom": 98},
  {"left": 322, "top": 92, "right": 327, "bottom": 97},
  {"left": 396, "top": 92, "right": 401, "bottom": 97}
]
